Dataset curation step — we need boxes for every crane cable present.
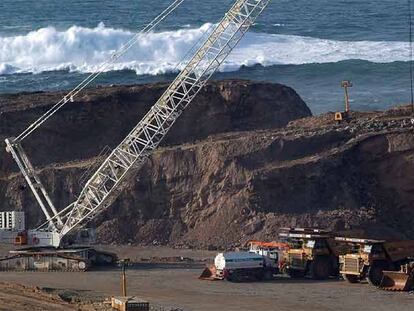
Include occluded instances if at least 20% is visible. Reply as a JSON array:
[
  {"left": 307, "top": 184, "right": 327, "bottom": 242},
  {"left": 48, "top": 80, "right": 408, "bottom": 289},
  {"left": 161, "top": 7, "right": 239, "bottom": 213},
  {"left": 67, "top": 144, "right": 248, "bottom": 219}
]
[
  {"left": 409, "top": 0, "right": 414, "bottom": 114},
  {"left": 15, "top": 0, "right": 184, "bottom": 142}
]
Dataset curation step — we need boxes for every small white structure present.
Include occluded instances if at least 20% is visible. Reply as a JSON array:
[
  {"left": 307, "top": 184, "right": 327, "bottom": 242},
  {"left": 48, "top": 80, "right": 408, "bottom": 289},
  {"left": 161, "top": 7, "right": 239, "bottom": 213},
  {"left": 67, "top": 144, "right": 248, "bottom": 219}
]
[{"left": 0, "top": 211, "right": 25, "bottom": 231}]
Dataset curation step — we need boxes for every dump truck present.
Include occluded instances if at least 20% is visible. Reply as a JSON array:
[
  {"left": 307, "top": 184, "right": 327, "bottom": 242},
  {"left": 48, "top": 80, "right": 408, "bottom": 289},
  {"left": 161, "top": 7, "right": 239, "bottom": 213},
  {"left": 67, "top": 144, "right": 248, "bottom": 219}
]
[
  {"left": 278, "top": 228, "right": 343, "bottom": 280},
  {"left": 337, "top": 237, "right": 414, "bottom": 287},
  {"left": 379, "top": 260, "right": 414, "bottom": 291},
  {"left": 199, "top": 251, "right": 278, "bottom": 282}
]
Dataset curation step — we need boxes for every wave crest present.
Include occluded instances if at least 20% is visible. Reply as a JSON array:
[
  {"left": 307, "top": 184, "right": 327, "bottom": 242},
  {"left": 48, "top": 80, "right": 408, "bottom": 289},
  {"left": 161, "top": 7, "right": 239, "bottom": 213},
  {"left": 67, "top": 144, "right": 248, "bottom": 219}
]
[{"left": 0, "top": 23, "right": 410, "bottom": 76}]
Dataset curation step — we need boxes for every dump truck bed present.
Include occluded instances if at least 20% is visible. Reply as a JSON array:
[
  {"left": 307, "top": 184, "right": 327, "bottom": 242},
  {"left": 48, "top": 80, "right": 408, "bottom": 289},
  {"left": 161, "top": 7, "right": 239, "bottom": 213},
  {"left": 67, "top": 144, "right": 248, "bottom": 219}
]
[{"left": 383, "top": 241, "right": 414, "bottom": 262}]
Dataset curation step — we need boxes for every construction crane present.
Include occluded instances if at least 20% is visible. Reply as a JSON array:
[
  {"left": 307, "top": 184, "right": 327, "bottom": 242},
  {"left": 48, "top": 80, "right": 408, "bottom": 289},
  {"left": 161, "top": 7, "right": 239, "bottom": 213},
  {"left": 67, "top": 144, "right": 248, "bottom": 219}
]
[{"left": 0, "top": 0, "right": 271, "bottom": 271}]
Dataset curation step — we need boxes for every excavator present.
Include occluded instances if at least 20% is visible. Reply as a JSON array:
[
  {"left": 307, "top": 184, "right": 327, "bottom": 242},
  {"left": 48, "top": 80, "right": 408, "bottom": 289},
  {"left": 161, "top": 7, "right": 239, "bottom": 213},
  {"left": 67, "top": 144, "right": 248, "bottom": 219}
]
[{"left": 0, "top": 0, "right": 272, "bottom": 271}]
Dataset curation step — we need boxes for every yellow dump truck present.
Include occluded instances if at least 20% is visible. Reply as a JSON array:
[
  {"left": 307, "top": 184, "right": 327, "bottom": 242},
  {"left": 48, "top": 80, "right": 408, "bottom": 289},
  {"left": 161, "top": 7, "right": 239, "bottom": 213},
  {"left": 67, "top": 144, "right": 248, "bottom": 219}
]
[
  {"left": 337, "top": 237, "right": 414, "bottom": 287},
  {"left": 278, "top": 228, "right": 345, "bottom": 280}
]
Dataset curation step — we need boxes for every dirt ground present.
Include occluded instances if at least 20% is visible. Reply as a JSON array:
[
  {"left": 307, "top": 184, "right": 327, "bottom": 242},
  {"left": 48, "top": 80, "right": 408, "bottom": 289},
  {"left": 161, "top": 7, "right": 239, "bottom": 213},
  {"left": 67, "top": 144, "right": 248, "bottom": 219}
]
[{"left": 0, "top": 245, "right": 413, "bottom": 311}]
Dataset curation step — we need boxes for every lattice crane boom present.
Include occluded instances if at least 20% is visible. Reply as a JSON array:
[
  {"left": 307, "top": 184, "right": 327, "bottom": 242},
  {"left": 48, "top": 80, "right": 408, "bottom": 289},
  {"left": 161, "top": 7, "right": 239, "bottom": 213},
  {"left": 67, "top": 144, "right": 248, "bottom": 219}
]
[
  {"left": 4, "top": 0, "right": 185, "bottom": 233},
  {"left": 9, "top": 0, "right": 272, "bottom": 248},
  {"left": 51, "top": 0, "right": 271, "bottom": 244}
]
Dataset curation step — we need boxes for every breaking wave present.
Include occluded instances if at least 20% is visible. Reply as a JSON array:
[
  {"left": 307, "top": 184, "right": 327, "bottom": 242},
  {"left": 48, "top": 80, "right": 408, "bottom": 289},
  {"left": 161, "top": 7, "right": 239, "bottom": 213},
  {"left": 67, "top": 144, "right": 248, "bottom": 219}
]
[{"left": 0, "top": 22, "right": 410, "bottom": 76}]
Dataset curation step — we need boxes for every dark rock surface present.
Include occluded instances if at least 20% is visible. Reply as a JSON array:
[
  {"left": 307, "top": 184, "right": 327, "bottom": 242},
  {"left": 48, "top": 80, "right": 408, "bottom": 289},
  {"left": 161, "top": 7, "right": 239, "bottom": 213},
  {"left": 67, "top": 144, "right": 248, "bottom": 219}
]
[{"left": 0, "top": 80, "right": 309, "bottom": 172}]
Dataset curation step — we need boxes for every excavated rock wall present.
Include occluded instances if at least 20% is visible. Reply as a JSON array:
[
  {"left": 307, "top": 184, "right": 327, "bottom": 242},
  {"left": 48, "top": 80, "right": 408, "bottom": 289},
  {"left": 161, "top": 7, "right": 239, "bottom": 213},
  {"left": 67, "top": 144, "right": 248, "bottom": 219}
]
[
  {"left": 1, "top": 81, "right": 414, "bottom": 248},
  {"left": 0, "top": 80, "right": 308, "bottom": 173}
]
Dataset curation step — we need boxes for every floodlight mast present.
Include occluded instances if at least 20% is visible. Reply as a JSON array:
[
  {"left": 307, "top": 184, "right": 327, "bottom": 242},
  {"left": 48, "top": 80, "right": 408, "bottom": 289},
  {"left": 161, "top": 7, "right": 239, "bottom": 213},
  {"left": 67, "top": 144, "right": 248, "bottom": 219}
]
[{"left": 7, "top": 0, "right": 272, "bottom": 248}]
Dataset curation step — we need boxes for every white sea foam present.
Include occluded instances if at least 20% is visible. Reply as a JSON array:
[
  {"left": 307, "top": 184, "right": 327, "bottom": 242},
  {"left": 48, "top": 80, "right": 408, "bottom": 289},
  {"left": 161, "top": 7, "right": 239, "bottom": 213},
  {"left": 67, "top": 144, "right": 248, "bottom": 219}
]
[{"left": 0, "top": 23, "right": 410, "bottom": 76}]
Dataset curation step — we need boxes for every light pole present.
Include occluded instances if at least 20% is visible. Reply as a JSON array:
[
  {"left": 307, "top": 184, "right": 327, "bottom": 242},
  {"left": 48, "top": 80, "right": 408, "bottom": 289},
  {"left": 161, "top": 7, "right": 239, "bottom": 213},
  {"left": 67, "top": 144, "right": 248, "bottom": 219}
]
[
  {"left": 341, "top": 80, "right": 353, "bottom": 114},
  {"left": 120, "top": 258, "right": 130, "bottom": 297}
]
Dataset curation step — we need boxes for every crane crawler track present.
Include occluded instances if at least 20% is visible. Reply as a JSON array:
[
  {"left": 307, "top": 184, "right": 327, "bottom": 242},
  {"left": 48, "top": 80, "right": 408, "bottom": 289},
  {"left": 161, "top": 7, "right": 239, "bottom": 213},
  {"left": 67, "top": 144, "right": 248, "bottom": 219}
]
[{"left": 0, "top": 247, "right": 117, "bottom": 272}]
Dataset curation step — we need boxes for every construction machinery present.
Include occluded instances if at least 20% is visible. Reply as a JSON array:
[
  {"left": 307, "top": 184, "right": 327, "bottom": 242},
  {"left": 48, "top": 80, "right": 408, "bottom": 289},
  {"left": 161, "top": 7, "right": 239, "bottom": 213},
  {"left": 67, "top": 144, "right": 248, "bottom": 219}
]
[
  {"left": 200, "top": 241, "right": 288, "bottom": 281},
  {"left": 337, "top": 237, "right": 414, "bottom": 287},
  {"left": 199, "top": 251, "right": 278, "bottom": 282},
  {"left": 278, "top": 228, "right": 343, "bottom": 280},
  {"left": 248, "top": 240, "right": 289, "bottom": 265},
  {"left": 334, "top": 80, "right": 353, "bottom": 123},
  {"left": 1, "top": 0, "right": 272, "bottom": 271},
  {"left": 379, "top": 261, "right": 414, "bottom": 291}
]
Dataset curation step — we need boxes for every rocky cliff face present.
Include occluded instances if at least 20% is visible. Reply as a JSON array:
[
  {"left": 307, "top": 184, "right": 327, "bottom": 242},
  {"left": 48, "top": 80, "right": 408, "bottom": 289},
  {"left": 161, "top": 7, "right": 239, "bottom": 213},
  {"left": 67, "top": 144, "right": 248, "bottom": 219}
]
[
  {"left": 0, "top": 80, "right": 308, "bottom": 172},
  {"left": 1, "top": 81, "right": 414, "bottom": 249}
]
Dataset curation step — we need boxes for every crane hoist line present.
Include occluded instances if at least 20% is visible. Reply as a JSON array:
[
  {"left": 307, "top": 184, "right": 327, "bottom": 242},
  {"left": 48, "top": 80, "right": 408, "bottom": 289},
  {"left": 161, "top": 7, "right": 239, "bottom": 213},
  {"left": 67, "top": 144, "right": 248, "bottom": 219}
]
[{"left": 1, "top": 0, "right": 271, "bottom": 272}]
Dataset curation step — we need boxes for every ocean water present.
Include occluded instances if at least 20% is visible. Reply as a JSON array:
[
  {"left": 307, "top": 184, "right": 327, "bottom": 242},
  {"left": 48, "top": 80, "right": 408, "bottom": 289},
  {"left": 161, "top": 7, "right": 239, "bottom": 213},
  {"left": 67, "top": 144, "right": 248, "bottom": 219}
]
[{"left": 0, "top": 0, "right": 411, "bottom": 113}]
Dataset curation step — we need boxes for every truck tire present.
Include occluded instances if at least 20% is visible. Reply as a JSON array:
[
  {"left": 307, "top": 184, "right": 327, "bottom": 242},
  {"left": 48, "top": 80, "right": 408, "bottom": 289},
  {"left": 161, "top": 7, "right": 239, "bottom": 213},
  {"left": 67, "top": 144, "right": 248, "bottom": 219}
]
[
  {"left": 263, "top": 269, "right": 274, "bottom": 281},
  {"left": 288, "top": 269, "right": 305, "bottom": 278},
  {"left": 310, "top": 256, "right": 331, "bottom": 280},
  {"left": 367, "top": 261, "right": 388, "bottom": 287},
  {"left": 255, "top": 269, "right": 273, "bottom": 281},
  {"left": 343, "top": 274, "right": 360, "bottom": 283},
  {"left": 227, "top": 271, "right": 242, "bottom": 282},
  {"left": 255, "top": 271, "right": 264, "bottom": 281},
  {"left": 330, "top": 257, "right": 340, "bottom": 277}
]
